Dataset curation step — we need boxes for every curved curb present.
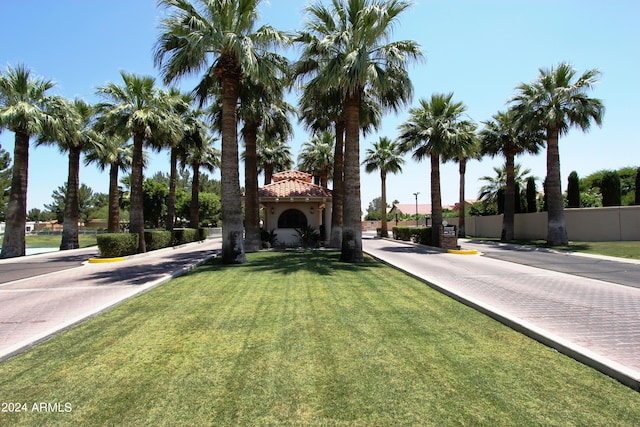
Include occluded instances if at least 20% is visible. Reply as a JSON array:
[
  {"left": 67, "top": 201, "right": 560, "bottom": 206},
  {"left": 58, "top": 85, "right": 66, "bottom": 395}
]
[
  {"left": 447, "top": 249, "right": 479, "bottom": 255},
  {"left": 88, "top": 257, "right": 126, "bottom": 264}
]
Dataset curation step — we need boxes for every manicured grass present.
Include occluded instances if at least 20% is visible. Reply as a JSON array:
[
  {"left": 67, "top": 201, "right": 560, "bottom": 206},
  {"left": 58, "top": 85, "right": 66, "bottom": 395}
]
[
  {"left": 472, "top": 238, "right": 640, "bottom": 260},
  {"left": 0, "top": 234, "right": 98, "bottom": 249},
  {"left": 1, "top": 251, "right": 639, "bottom": 426}
]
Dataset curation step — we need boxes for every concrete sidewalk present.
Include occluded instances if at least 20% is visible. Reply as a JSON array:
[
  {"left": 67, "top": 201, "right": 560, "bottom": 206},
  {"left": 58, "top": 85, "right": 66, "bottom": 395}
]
[
  {"left": 362, "top": 235, "right": 640, "bottom": 391},
  {"left": 0, "top": 238, "right": 221, "bottom": 362}
]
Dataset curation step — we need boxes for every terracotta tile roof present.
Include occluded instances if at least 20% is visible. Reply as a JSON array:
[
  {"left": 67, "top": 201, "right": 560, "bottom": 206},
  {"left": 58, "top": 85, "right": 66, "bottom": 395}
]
[
  {"left": 259, "top": 177, "right": 332, "bottom": 199},
  {"left": 273, "top": 170, "right": 313, "bottom": 183}
]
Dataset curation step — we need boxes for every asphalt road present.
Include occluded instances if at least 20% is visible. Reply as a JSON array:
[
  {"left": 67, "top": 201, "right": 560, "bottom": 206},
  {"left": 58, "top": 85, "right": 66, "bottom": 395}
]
[{"left": 461, "top": 239, "right": 640, "bottom": 289}]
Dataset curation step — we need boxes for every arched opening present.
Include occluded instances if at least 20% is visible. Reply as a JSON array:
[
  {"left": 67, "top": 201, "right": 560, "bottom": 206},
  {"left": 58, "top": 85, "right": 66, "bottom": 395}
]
[{"left": 278, "top": 209, "right": 307, "bottom": 229}]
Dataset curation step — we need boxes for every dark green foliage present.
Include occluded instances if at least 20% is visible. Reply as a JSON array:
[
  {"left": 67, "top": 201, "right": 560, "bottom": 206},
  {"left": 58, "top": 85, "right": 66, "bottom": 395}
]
[
  {"left": 260, "top": 228, "right": 278, "bottom": 248},
  {"left": 567, "top": 171, "right": 580, "bottom": 208},
  {"left": 172, "top": 228, "right": 199, "bottom": 245},
  {"left": 198, "top": 228, "right": 208, "bottom": 241},
  {"left": 526, "top": 177, "right": 537, "bottom": 213},
  {"left": 143, "top": 178, "right": 169, "bottom": 229},
  {"left": 635, "top": 168, "right": 640, "bottom": 205},
  {"left": 295, "top": 225, "right": 321, "bottom": 248},
  {"left": 96, "top": 233, "right": 138, "bottom": 257},
  {"left": 144, "top": 231, "right": 173, "bottom": 251},
  {"left": 601, "top": 170, "right": 621, "bottom": 206},
  {"left": 392, "top": 226, "right": 433, "bottom": 245}
]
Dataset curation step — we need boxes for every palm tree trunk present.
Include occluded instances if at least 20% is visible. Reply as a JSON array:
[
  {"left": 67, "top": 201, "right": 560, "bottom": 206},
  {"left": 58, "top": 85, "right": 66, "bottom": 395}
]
[
  {"left": 189, "top": 164, "right": 200, "bottom": 229},
  {"left": 502, "top": 152, "right": 516, "bottom": 241},
  {"left": 546, "top": 127, "right": 568, "bottom": 245},
  {"left": 60, "top": 146, "right": 81, "bottom": 250},
  {"left": 264, "top": 164, "right": 273, "bottom": 186},
  {"left": 108, "top": 164, "right": 120, "bottom": 233},
  {"left": 243, "top": 121, "right": 261, "bottom": 252},
  {"left": 165, "top": 147, "right": 178, "bottom": 231},
  {"left": 1, "top": 131, "right": 29, "bottom": 258},
  {"left": 330, "top": 119, "right": 345, "bottom": 248},
  {"left": 380, "top": 170, "right": 388, "bottom": 238},
  {"left": 218, "top": 60, "right": 246, "bottom": 264},
  {"left": 458, "top": 159, "right": 466, "bottom": 238},
  {"left": 430, "top": 153, "right": 442, "bottom": 248},
  {"left": 340, "top": 91, "right": 363, "bottom": 262},
  {"left": 129, "top": 131, "right": 146, "bottom": 253}
]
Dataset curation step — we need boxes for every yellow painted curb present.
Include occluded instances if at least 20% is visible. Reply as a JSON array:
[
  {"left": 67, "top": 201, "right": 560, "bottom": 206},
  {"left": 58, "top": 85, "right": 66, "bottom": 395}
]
[
  {"left": 88, "top": 257, "right": 126, "bottom": 263},
  {"left": 447, "top": 249, "right": 479, "bottom": 255}
]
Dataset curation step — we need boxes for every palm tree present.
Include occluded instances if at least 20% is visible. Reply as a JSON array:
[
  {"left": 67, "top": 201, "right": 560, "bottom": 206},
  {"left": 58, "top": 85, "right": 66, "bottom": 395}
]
[
  {"left": 479, "top": 110, "right": 544, "bottom": 241},
  {"left": 257, "top": 137, "right": 293, "bottom": 185},
  {"left": 0, "top": 64, "right": 59, "bottom": 258},
  {"left": 84, "top": 133, "right": 132, "bottom": 233},
  {"left": 298, "top": 132, "right": 334, "bottom": 187},
  {"left": 179, "top": 132, "right": 220, "bottom": 228},
  {"left": 38, "top": 97, "right": 98, "bottom": 250},
  {"left": 443, "top": 127, "right": 479, "bottom": 238},
  {"left": 155, "top": 0, "right": 288, "bottom": 264},
  {"left": 362, "top": 137, "right": 404, "bottom": 238},
  {"left": 398, "top": 93, "right": 476, "bottom": 248},
  {"left": 158, "top": 88, "right": 191, "bottom": 231},
  {"left": 96, "top": 71, "right": 182, "bottom": 253},
  {"left": 478, "top": 163, "right": 533, "bottom": 213},
  {"left": 297, "top": 0, "right": 422, "bottom": 262},
  {"left": 510, "top": 63, "right": 604, "bottom": 245}
]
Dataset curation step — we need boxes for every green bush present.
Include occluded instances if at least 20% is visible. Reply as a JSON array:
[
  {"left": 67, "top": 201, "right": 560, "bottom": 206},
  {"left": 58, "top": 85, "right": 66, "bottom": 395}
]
[
  {"left": 172, "top": 228, "right": 199, "bottom": 245},
  {"left": 96, "top": 233, "right": 138, "bottom": 257},
  {"left": 144, "top": 231, "right": 173, "bottom": 251},
  {"left": 295, "top": 225, "right": 321, "bottom": 248},
  {"left": 391, "top": 226, "right": 432, "bottom": 246},
  {"left": 198, "top": 228, "right": 208, "bottom": 241},
  {"left": 261, "top": 228, "right": 278, "bottom": 248}
]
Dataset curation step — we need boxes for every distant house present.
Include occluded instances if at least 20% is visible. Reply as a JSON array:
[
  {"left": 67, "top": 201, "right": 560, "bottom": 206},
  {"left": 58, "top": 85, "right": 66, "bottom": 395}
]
[
  {"left": 388, "top": 203, "right": 433, "bottom": 218},
  {"left": 258, "top": 170, "right": 333, "bottom": 245}
]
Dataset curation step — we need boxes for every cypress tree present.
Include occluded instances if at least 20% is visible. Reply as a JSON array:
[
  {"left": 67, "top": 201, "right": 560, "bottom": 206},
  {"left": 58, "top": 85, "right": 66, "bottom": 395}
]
[
  {"left": 567, "top": 171, "right": 580, "bottom": 208},
  {"left": 526, "top": 176, "right": 537, "bottom": 213},
  {"left": 601, "top": 170, "right": 621, "bottom": 206},
  {"left": 635, "top": 167, "right": 640, "bottom": 205}
]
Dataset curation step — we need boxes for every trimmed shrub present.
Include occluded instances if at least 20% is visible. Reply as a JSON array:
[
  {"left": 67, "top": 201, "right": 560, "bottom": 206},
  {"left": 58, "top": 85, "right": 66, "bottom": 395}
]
[
  {"left": 567, "top": 171, "right": 580, "bottom": 208},
  {"left": 173, "top": 228, "right": 199, "bottom": 245},
  {"left": 392, "top": 226, "right": 432, "bottom": 245},
  {"left": 198, "top": 228, "right": 208, "bottom": 241},
  {"left": 144, "top": 231, "right": 173, "bottom": 251},
  {"left": 96, "top": 233, "right": 138, "bottom": 257},
  {"left": 601, "top": 170, "right": 621, "bottom": 206}
]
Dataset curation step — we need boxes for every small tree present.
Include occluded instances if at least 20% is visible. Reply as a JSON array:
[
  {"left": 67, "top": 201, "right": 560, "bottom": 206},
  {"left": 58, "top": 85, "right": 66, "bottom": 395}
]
[
  {"left": 635, "top": 167, "right": 640, "bottom": 205},
  {"left": 601, "top": 170, "right": 621, "bottom": 206},
  {"left": 526, "top": 176, "right": 537, "bottom": 213},
  {"left": 567, "top": 171, "right": 580, "bottom": 208}
]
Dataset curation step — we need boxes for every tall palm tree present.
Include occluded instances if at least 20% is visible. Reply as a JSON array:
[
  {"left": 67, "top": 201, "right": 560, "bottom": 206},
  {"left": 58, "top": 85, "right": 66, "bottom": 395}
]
[
  {"left": 158, "top": 88, "right": 191, "bottom": 231},
  {"left": 510, "top": 63, "right": 604, "bottom": 245},
  {"left": 96, "top": 71, "right": 182, "bottom": 253},
  {"left": 297, "top": 0, "right": 422, "bottom": 262},
  {"left": 0, "top": 64, "right": 59, "bottom": 258},
  {"left": 179, "top": 132, "right": 220, "bottom": 228},
  {"left": 84, "top": 133, "right": 132, "bottom": 233},
  {"left": 38, "top": 97, "right": 98, "bottom": 250},
  {"left": 445, "top": 130, "right": 479, "bottom": 238},
  {"left": 298, "top": 132, "right": 334, "bottom": 187},
  {"left": 479, "top": 110, "right": 544, "bottom": 241},
  {"left": 398, "top": 93, "right": 476, "bottom": 248},
  {"left": 257, "top": 137, "right": 293, "bottom": 185},
  {"left": 155, "top": 0, "right": 288, "bottom": 264},
  {"left": 362, "top": 136, "right": 404, "bottom": 238}
]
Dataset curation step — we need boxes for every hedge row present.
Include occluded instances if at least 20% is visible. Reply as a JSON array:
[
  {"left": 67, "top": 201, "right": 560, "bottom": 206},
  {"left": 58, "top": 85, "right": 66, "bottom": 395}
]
[
  {"left": 391, "top": 226, "right": 433, "bottom": 246},
  {"left": 96, "top": 228, "right": 207, "bottom": 258}
]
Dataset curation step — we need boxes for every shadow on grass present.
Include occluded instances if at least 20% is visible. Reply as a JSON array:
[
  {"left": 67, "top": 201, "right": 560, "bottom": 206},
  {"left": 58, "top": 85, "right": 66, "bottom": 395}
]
[{"left": 196, "top": 249, "right": 383, "bottom": 277}]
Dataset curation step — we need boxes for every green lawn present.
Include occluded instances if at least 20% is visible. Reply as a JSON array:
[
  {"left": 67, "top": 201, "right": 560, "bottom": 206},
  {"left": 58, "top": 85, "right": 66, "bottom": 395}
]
[
  {"left": 1, "top": 251, "right": 639, "bottom": 426},
  {"left": 471, "top": 238, "right": 640, "bottom": 260}
]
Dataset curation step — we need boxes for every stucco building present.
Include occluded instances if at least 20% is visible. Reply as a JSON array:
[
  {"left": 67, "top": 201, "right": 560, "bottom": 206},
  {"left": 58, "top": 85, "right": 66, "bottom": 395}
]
[{"left": 258, "top": 170, "right": 332, "bottom": 246}]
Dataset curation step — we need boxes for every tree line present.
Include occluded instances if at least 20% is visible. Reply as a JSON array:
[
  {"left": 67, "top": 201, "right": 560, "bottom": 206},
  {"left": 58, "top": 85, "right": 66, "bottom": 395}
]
[{"left": 1, "top": 0, "right": 607, "bottom": 262}]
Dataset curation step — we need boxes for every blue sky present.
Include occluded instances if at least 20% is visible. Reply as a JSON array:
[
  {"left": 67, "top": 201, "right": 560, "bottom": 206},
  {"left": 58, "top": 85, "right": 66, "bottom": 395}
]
[{"left": 1, "top": 0, "right": 638, "bottom": 215}]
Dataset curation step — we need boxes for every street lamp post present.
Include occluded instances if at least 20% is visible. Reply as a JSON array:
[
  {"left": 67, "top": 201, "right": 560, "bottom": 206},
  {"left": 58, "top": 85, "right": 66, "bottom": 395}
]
[{"left": 413, "top": 192, "right": 420, "bottom": 227}]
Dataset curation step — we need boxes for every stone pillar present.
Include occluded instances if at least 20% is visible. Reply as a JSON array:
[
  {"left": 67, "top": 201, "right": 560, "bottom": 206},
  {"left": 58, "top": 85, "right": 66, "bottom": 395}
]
[{"left": 440, "top": 224, "right": 458, "bottom": 250}]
